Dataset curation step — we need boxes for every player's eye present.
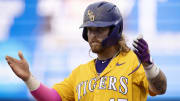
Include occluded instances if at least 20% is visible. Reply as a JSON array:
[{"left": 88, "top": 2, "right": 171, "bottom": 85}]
[
  {"left": 96, "top": 28, "right": 107, "bottom": 34},
  {"left": 96, "top": 29, "right": 103, "bottom": 33}
]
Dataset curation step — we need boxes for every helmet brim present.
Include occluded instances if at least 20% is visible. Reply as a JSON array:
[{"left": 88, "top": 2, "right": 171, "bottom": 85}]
[{"left": 79, "top": 21, "right": 117, "bottom": 28}]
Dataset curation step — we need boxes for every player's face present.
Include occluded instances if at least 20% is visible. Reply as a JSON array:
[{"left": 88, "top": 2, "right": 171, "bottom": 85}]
[{"left": 87, "top": 27, "right": 110, "bottom": 53}]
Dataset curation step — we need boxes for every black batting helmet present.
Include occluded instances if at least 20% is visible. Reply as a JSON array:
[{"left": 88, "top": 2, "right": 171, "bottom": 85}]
[{"left": 80, "top": 1, "right": 123, "bottom": 47}]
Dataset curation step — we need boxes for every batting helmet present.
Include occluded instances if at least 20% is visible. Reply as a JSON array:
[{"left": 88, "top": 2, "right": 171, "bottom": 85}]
[{"left": 80, "top": 1, "right": 123, "bottom": 48}]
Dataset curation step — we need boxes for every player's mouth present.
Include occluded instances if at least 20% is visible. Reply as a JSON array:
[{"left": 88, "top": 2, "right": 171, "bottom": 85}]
[
  {"left": 91, "top": 42, "right": 100, "bottom": 45},
  {"left": 90, "top": 41, "right": 102, "bottom": 47}
]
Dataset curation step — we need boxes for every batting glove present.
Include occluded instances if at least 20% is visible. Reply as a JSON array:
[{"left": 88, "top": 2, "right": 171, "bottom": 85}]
[{"left": 133, "top": 35, "right": 153, "bottom": 68}]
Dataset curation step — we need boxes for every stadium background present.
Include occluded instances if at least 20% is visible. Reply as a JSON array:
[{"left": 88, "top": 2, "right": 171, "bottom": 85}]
[{"left": 0, "top": 0, "right": 179, "bottom": 101}]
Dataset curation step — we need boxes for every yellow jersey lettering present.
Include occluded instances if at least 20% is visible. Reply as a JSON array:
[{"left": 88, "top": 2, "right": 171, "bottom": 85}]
[
  {"left": 76, "top": 76, "right": 128, "bottom": 100},
  {"left": 119, "top": 76, "right": 128, "bottom": 95},
  {"left": 88, "top": 78, "right": 97, "bottom": 92},
  {"left": 98, "top": 76, "right": 107, "bottom": 89},
  {"left": 108, "top": 76, "right": 117, "bottom": 91},
  {"left": 76, "top": 81, "right": 83, "bottom": 100},
  {"left": 83, "top": 80, "right": 88, "bottom": 96}
]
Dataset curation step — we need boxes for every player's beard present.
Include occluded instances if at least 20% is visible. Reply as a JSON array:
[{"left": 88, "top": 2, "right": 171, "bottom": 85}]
[{"left": 89, "top": 41, "right": 104, "bottom": 53}]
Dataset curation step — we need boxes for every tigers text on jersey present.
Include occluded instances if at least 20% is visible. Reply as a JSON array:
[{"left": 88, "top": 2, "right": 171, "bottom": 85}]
[{"left": 53, "top": 50, "right": 150, "bottom": 101}]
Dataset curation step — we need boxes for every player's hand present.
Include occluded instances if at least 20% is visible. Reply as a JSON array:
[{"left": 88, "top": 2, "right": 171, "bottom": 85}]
[
  {"left": 5, "top": 51, "right": 31, "bottom": 81},
  {"left": 133, "top": 35, "right": 153, "bottom": 68}
]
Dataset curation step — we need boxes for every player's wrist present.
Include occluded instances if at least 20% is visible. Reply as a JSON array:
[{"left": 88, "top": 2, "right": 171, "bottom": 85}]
[
  {"left": 142, "top": 56, "right": 153, "bottom": 68},
  {"left": 144, "top": 64, "right": 160, "bottom": 79},
  {"left": 25, "top": 74, "right": 40, "bottom": 91},
  {"left": 22, "top": 72, "right": 31, "bottom": 81}
]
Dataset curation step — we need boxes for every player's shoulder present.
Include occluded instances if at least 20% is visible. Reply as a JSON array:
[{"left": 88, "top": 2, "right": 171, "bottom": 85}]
[
  {"left": 127, "top": 50, "right": 138, "bottom": 57},
  {"left": 118, "top": 50, "right": 140, "bottom": 69},
  {"left": 119, "top": 50, "right": 138, "bottom": 60},
  {"left": 127, "top": 50, "right": 141, "bottom": 63}
]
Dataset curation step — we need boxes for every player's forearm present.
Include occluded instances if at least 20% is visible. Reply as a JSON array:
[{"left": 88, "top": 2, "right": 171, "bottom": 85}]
[
  {"left": 31, "top": 83, "right": 62, "bottom": 101},
  {"left": 144, "top": 64, "right": 167, "bottom": 95},
  {"left": 25, "top": 75, "right": 62, "bottom": 101},
  {"left": 25, "top": 74, "right": 41, "bottom": 91}
]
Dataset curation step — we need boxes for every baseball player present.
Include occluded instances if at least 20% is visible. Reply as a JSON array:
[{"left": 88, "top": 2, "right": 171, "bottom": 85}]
[{"left": 6, "top": 1, "right": 167, "bottom": 101}]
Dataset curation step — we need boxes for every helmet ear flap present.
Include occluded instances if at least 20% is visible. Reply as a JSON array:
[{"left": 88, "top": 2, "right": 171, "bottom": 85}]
[
  {"left": 102, "top": 20, "right": 122, "bottom": 47},
  {"left": 82, "top": 28, "right": 88, "bottom": 41},
  {"left": 119, "top": 20, "right": 123, "bottom": 34}
]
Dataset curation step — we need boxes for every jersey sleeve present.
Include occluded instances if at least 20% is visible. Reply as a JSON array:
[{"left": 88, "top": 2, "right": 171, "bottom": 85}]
[
  {"left": 52, "top": 71, "right": 75, "bottom": 101},
  {"left": 132, "top": 52, "right": 157, "bottom": 97},
  {"left": 133, "top": 63, "right": 149, "bottom": 92},
  {"left": 131, "top": 52, "right": 150, "bottom": 95}
]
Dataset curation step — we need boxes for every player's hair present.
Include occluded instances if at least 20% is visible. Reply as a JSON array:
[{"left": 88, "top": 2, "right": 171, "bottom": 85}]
[{"left": 117, "top": 34, "right": 130, "bottom": 56}]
